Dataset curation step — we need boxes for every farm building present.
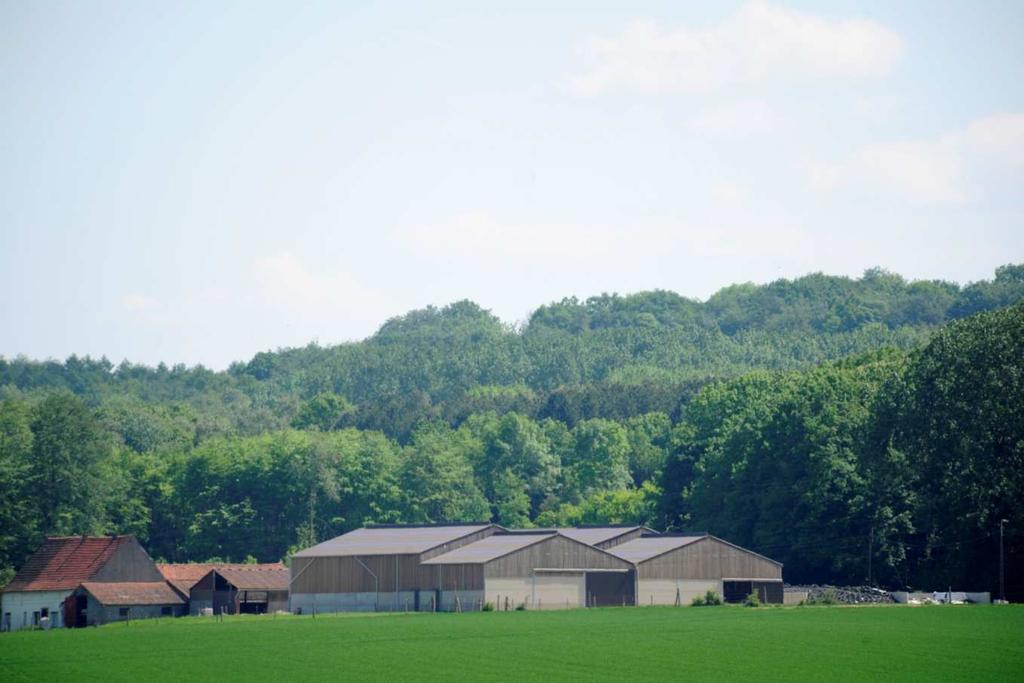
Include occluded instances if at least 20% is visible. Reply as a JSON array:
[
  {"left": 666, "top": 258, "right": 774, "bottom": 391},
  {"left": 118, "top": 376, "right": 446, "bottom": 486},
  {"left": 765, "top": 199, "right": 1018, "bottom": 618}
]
[
  {"left": 158, "top": 562, "right": 289, "bottom": 614},
  {"left": 421, "top": 531, "right": 635, "bottom": 610},
  {"left": 1, "top": 535, "right": 173, "bottom": 631},
  {"left": 189, "top": 565, "right": 289, "bottom": 615},
  {"left": 70, "top": 582, "right": 185, "bottom": 626},
  {"left": 609, "top": 533, "right": 783, "bottom": 605},
  {"left": 289, "top": 523, "right": 500, "bottom": 613}
]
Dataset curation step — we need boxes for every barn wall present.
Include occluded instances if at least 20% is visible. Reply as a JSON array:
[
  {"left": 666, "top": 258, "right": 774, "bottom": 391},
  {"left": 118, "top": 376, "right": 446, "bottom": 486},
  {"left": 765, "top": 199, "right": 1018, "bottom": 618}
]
[
  {"left": 638, "top": 538, "right": 782, "bottom": 581},
  {"left": 485, "top": 573, "right": 587, "bottom": 610},
  {"left": 484, "top": 536, "right": 631, "bottom": 578},
  {"left": 290, "top": 554, "right": 425, "bottom": 594},
  {"left": 637, "top": 579, "right": 721, "bottom": 606},
  {"left": 90, "top": 539, "right": 164, "bottom": 583},
  {"left": 0, "top": 590, "right": 70, "bottom": 631}
]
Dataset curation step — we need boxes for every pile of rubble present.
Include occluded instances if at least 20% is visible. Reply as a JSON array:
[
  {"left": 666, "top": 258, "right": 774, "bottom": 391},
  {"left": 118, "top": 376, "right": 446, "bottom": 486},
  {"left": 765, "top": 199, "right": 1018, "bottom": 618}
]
[{"left": 786, "top": 584, "right": 896, "bottom": 604}]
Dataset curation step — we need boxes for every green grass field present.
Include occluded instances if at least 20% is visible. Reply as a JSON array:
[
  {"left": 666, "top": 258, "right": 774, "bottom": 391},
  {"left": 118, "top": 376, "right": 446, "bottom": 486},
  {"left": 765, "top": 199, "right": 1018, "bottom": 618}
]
[{"left": 1, "top": 605, "right": 1022, "bottom": 681}]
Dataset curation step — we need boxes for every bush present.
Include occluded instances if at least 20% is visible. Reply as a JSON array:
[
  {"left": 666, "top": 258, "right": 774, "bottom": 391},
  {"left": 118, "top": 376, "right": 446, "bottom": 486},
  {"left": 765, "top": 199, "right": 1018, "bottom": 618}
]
[
  {"left": 515, "top": 602, "right": 527, "bottom": 611},
  {"left": 806, "top": 589, "right": 838, "bottom": 606},
  {"left": 691, "top": 595, "right": 705, "bottom": 607},
  {"left": 704, "top": 590, "right": 722, "bottom": 606},
  {"left": 743, "top": 592, "right": 761, "bottom": 608},
  {"left": 482, "top": 601, "right": 495, "bottom": 612}
]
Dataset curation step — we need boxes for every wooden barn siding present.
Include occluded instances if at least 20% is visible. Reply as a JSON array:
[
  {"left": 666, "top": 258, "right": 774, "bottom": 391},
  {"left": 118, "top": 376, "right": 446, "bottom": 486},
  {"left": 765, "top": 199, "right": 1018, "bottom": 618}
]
[
  {"left": 431, "top": 564, "right": 485, "bottom": 592},
  {"left": 90, "top": 538, "right": 165, "bottom": 583},
  {"left": 290, "top": 554, "right": 426, "bottom": 594},
  {"left": 638, "top": 538, "right": 781, "bottom": 581},
  {"left": 484, "top": 536, "right": 632, "bottom": 578},
  {"left": 595, "top": 528, "right": 645, "bottom": 549}
]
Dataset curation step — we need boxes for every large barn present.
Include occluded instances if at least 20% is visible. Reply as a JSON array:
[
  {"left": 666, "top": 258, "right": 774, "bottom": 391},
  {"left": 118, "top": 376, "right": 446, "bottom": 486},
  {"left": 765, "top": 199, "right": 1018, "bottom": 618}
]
[
  {"left": 420, "top": 531, "right": 635, "bottom": 610},
  {"left": 609, "top": 533, "right": 784, "bottom": 605},
  {"left": 289, "top": 524, "right": 500, "bottom": 613},
  {"left": 288, "top": 524, "right": 783, "bottom": 612},
  {"left": 1, "top": 535, "right": 179, "bottom": 631}
]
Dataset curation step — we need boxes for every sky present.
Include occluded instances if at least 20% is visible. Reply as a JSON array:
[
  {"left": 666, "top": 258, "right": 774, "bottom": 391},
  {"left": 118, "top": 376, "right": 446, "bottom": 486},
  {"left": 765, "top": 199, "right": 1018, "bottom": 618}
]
[{"left": 2, "top": 1, "right": 1023, "bottom": 369}]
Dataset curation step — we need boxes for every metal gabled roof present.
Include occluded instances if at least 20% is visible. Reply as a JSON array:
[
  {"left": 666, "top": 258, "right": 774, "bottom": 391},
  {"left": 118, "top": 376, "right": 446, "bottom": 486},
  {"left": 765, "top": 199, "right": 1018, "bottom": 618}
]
[
  {"left": 421, "top": 533, "right": 554, "bottom": 565},
  {"left": 292, "top": 524, "right": 495, "bottom": 558},
  {"left": 607, "top": 535, "right": 707, "bottom": 563}
]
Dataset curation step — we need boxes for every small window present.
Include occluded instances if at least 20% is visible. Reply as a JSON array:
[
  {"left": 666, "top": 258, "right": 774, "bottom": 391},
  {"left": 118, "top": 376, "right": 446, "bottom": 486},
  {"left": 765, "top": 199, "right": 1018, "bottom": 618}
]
[
  {"left": 119, "top": 607, "right": 130, "bottom": 617},
  {"left": 40, "top": 607, "right": 49, "bottom": 619},
  {"left": 32, "top": 611, "right": 40, "bottom": 626}
]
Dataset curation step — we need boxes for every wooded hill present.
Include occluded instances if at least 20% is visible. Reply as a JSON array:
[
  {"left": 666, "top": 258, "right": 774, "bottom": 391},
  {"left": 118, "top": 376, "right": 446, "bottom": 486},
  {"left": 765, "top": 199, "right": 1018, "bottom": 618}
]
[{"left": 1, "top": 264, "right": 1022, "bottom": 597}]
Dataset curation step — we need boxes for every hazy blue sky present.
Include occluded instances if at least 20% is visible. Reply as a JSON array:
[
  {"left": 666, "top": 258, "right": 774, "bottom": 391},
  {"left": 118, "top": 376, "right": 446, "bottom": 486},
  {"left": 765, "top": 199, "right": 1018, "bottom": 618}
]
[{"left": 2, "top": 1, "right": 1022, "bottom": 368}]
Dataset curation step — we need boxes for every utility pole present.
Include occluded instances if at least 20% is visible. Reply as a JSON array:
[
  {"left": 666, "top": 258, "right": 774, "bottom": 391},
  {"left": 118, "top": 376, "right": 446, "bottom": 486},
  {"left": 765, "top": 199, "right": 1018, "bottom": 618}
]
[{"left": 1000, "top": 519, "right": 1008, "bottom": 603}]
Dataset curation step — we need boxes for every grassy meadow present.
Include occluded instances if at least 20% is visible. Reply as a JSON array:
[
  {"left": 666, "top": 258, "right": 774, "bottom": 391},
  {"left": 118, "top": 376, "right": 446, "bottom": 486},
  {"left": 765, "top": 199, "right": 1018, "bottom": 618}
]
[{"left": 1, "top": 605, "right": 1022, "bottom": 682}]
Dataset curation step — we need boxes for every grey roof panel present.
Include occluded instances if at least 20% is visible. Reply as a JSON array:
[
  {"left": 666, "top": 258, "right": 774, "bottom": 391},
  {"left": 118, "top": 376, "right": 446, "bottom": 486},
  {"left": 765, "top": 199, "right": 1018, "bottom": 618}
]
[
  {"left": 555, "top": 527, "right": 643, "bottom": 545},
  {"left": 421, "top": 534, "right": 552, "bottom": 565},
  {"left": 607, "top": 536, "right": 706, "bottom": 563},
  {"left": 293, "top": 525, "right": 492, "bottom": 558}
]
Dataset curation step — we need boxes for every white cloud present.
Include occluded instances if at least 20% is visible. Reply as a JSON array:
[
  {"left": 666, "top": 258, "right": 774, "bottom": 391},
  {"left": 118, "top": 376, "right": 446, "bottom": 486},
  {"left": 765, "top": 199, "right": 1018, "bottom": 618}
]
[
  {"left": 250, "top": 252, "right": 390, "bottom": 313},
  {"left": 688, "top": 99, "right": 778, "bottom": 139},
  {"left": 568, "top": 1, "right": 903, "bottom": 96},
  {"left": 121, "top": 292, "right": 159, "bottom": 312},
  {"left": 811, "top": 113, "right": 1024, "bottom": 205}
]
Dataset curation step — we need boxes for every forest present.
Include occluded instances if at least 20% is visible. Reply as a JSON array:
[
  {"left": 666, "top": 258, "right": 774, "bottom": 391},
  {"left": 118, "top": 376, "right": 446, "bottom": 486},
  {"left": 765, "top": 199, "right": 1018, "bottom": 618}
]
[{"left": 1, "top": 265, "right": 1022, "bottom": 598}]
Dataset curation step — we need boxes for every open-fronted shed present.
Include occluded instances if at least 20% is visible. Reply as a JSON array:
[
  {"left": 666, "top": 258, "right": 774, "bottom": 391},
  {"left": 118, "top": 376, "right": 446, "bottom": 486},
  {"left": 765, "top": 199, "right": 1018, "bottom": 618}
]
[{"left": 191, "top": 564, "right": 289, "bottom": 615}]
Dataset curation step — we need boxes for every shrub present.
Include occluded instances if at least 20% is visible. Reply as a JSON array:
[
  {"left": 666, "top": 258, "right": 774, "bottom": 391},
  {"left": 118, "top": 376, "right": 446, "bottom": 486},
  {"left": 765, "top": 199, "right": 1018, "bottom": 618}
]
[
  {"left": 482, "top": 602, "right": 495, "bottom": 612},
  {"left": 691, "top": 595, "right": 706, "bottom": 607},
  {"left": 743, "top": 592, "right": 761, "bottom": 608},
  {"left": 515, "top": 602, "right": 527, "bottom": 611},
  {"left": 806, "top": 589, "right": 838, "bottom": 606},
  {"left": 704, "top": 590, "right": 722, "bottom": 606}
]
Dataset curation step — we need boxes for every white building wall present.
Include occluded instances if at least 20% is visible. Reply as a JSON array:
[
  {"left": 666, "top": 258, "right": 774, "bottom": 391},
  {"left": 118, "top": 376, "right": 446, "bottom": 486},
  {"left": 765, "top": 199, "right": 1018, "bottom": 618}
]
[
  {"left": 1, "top": 590, "right": 71, "bottom": 631},
  {"left": 289, "top": 591, "right": 422, "bottom": 614},
  {"left": 486, "top": 574, "right": 585, "bottom": 610},
  {"left": 637, "top": 579, "right": 721, "bottom": 606}
]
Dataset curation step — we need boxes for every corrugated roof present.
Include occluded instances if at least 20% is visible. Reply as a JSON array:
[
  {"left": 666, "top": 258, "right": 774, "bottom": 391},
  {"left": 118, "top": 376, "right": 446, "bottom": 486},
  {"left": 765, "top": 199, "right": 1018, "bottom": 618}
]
[
  {"left": 79, "top": 581, "right": 184, "bottom": 606},
  {"left": 3, "top": 536, "right": 133, "bottom": 592},
  {"left": 556, "top": 527, "right": 643, "bottom": 546},
  {"left": 292, "top": 525, "right": 493, "bottom": 558},
  {"left": 607, "top": 535, "right": 707, "bottom": 563},
  {"left": 157, "top": 563, "right": 281, "bottom": 594},
  {"left": 421, "top": 534, "right": 553, "bottom": 565},
  {"left": 212, "top": 566, "right": 289, "bottom": 591}
]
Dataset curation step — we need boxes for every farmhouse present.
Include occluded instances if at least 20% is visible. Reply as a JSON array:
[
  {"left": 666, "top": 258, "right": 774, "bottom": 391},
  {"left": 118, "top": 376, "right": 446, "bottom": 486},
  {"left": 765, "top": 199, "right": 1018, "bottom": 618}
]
[
  {"left": 1, "top": 535, "right": 173, "bottom": 631},
  {"left": 609, "top": 533, "right": 784, "bottom": 605},
  {"left": 421, "top": 531, "right": 635, "bottom": 610},
  {"left": 289, "top": 523, "right": 500, "bottom": 613}
]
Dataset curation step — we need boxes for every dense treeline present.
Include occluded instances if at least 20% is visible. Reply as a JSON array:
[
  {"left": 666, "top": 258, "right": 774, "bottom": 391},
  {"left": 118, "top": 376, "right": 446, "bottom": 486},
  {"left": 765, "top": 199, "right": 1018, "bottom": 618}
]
[{"left": 0, "top": 266, "right": 1022, "bottom": 597}]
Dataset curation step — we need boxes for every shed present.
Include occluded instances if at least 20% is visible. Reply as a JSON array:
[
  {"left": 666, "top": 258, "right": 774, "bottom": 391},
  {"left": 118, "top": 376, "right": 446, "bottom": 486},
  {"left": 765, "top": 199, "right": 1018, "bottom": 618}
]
[
  {"left": 74, "top": 582, "right": 185, "bottom": 624},
  {"left": 421, "top": 531, "right": 636, "bottom": 610},
  {"left": 609, "top": 533, "right": 784, "bottom": 605},
  {"left": 190, "top": 565, "right": 289, "bottom": 615},
  {"left": 289, "top": 523, "right": 500, "bottom": 613},
  {"left": 1, "top": 535, "right": 170, "bottom": 631}
]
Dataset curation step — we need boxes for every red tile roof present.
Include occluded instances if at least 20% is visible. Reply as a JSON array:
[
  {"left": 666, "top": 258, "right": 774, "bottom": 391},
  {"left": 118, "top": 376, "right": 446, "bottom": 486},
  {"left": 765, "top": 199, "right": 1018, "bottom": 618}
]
[
  {"left": 80, "top": 581, "right": 184, "bottom": 606},
  {"left": 3, "top": 536, "right": 133, "bottom": 592},
  {"left": 212, "top": 565, "right": 289, "bottom": 591},
  {"left": 157, "top": 563, "right": 284, "bottom": 594}
]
